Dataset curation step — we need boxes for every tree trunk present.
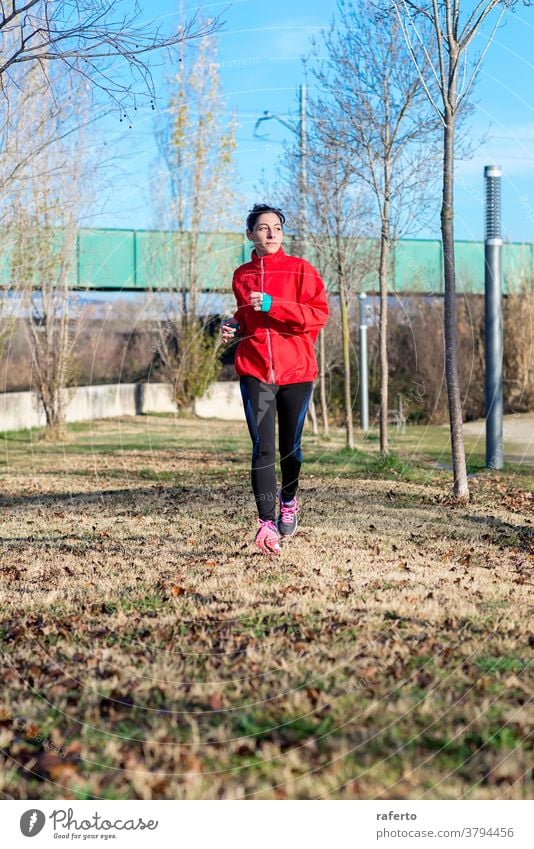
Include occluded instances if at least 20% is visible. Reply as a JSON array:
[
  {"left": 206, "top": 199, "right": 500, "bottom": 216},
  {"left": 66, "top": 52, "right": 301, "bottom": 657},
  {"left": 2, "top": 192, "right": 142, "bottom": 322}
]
[
  {"left": 340, "top": 284, "right": 354, "bottom": 449},
  {"left": 40, "top": 384, "right": 66, "bottom": 440},
  {"left": 307, "top": 394, "right": 319, "bottom": 434},
  {"left": 319, "top": 328, "right": 329, "bottom": 435},
  {"left": 378, "top": 210, "right": 390, "bottom": 455},
  {"left": 442, "top": 112, "right": 469, "bottom": 500}
]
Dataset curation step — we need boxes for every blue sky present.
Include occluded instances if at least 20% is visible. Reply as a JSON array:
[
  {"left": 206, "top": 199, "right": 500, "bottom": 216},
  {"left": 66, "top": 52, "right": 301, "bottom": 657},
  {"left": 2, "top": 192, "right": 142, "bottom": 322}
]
[{"left": 87, "top": 0, "right": 534, "bottom": 243}]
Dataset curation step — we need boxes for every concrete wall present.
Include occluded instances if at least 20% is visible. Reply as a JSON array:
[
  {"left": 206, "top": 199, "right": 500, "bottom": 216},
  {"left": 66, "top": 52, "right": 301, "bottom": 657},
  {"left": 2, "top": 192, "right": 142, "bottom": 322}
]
[
  {"left": 64, "top": 384, "right": 137, "bottom": 422},
  {"left": 0, "top": 381, "right": 243, "bottom": 431},
  {"left": 0, "top": 391, "right": 46, "bottom": 431},
  {"left": 193, "top": 381, "right": 243, "bottom": 421},
  {"left": 137, "top": 382, "right": 177, "bottom": 415}
]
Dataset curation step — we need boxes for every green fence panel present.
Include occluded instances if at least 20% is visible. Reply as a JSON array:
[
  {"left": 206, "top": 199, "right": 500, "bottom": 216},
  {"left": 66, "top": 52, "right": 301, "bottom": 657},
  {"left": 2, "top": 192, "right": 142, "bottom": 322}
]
[
  {"left": 135, "top": 231, "right": 243, "bottom": 291},
  {"left": 52, "top": 229, "right": 78, "bottom": 290},
  {"left": 502, "top": 242, "right": 534, "bottom": 294},
  {"left": 455, "top": 241, "right": 485, "bottom": 294},
  {"left": 296, "top": 237, "right": 379, "bottom": 294},
  {"left": 78, "top": 229, "right": 135, "bottom": 289},
  {"left": 0, "top": 228, "right": 77, "bottom": 289},
  {"left": 2, "top": 227, "right": 533, "bottom": 294},
  {"left": 393, "top": 240, "right": 443, "bottom": 294},
  {"left": 197, "top": 233, "right": 242, "bottom": 290},
  {"left": 135, "top": 230, "right": 178, "bottom": 290},
  {"left": 0, "top": 234, "right": 15, "bottom": 287}
]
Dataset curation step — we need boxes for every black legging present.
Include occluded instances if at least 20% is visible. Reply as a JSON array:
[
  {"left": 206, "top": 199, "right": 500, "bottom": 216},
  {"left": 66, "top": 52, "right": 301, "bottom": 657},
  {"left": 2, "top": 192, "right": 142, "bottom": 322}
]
[{"left": 240, "top": 376, "right": 313, "bottom": 521}]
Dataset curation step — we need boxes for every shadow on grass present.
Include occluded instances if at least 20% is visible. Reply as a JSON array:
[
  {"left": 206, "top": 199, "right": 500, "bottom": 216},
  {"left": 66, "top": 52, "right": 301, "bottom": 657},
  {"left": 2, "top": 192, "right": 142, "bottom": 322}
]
[
  {"left": 464, "top": 515, "right": 533, "bottom": 554},
  {"left": 1, "top": 477, "right": 531, "bottom": 555}
]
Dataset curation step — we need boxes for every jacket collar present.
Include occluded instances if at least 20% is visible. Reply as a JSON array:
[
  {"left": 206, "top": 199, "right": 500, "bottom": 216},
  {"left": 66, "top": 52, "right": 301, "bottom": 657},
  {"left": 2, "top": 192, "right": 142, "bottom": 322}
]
[{"left": 251, "top": 246, "right": 287, "bottom": 267}]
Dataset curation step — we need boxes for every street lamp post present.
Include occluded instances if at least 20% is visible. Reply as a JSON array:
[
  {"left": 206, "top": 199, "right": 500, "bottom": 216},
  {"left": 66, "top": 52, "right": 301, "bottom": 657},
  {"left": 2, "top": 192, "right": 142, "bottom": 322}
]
[
  {"left": 358, "top": 293, "right": 369, "bottom": 432},
  {"left": 484, "top": 165, "right": 503, "bottom": 470},
  {"left": 253, "top": 83, "right": 308, "bottom": 254}
]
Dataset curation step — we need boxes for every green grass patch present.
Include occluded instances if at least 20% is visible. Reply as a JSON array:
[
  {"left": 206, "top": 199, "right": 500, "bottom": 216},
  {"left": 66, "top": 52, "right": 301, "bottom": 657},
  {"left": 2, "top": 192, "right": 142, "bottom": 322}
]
[
  {"left": 235, "top": 712, "right": 334, "bottom": 746},
  {"left": 474, "top": 655, "right": 530, "bottom": 675}
]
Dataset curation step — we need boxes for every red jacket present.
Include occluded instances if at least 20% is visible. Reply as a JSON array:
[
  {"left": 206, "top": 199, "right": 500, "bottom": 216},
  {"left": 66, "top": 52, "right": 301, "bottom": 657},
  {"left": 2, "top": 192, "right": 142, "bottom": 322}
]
[{"left": 232, "top": 247, "right": 329, "bottom": 385}]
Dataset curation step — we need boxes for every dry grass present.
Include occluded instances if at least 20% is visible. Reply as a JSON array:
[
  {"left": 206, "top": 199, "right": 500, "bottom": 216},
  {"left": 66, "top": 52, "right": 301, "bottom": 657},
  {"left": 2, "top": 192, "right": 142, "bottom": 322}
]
[{"left": 0, "top": 415, "right": 532, "bottom": 800}]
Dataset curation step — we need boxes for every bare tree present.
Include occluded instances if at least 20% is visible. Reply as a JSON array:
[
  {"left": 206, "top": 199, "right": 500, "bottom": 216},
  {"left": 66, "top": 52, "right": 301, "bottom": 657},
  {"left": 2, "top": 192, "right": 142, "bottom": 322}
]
[
  {"left": 310, "top": 0, "right": 440, "bottom": 454},
  {"left": 152, "top": 33, "right": 238, "bottom": 410},
  {"left": 260, "top": 114, "right": 373, "bottom": 444},
  {"left": 0, "top": 52, "right": 140, "bottom": 436},
  {"left": 299, "top": 133, "right": 374, "bottom": 448},
  {"left": 0, "top": 1, "right": 222, "bottom": 110},
  {"left": 0, "top": 38, "right": 94, "bottom": 220},
  {"left": 18, "top": 213, "right": 80, "bottom": 439},
  {"left": 6, "top": 66, "right": 93, "bottom": 438},
  {"left": 391, "top": 0, "right": 530, "bottom": 499},
  {"left": 0, "top": 2, "right": 225, "bottom": 437},
  {"left": 0, "top": 54, "right": 66, "bottom": 359}
]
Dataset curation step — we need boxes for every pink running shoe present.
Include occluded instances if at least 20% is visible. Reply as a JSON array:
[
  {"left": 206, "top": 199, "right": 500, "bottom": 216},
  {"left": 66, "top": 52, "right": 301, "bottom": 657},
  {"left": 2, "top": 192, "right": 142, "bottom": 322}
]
[
  {"left": 255, "top": 518, "right": 281, "bottom": 556},
  {"left": 277, "top": 493, "right": 299, "bottom": 537}
]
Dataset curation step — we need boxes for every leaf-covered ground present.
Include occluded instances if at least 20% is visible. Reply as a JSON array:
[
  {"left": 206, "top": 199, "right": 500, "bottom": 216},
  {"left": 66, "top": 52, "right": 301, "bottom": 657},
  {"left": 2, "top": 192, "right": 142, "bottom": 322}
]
[{"left": 0, "top": 415, "right": 532, "bottom": 799}]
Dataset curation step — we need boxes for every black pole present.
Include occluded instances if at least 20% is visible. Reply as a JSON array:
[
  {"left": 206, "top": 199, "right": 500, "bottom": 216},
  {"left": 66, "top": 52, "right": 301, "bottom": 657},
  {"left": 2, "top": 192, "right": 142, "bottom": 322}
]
[{"left": 484, "top": 165, "right": 503, "bottom": 470}]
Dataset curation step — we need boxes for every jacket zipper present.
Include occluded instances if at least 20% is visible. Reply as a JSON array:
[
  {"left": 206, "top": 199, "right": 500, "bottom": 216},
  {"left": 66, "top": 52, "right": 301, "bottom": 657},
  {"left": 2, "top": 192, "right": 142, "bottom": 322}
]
[{"left": 261, "top": 257, "right": 275, "bottom": 384}]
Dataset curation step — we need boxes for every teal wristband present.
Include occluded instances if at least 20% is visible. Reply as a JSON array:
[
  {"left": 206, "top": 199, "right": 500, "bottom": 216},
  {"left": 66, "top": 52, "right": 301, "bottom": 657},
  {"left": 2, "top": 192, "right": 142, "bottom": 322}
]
[{"left": 260, "top": 293, "right": 272, "bottom": 312}]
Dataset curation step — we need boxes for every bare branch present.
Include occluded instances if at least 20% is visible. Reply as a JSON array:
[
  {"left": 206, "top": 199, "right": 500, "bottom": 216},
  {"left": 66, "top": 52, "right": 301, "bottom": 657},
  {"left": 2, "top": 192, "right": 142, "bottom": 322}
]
[
  {"left": 432, "top": 0, "right": 449, "bottom": 99},
  {"left": 0, "top": 1, "right": 226, "bottom": 111},
  {"left": 458, "top": 1, "right": 507, "bottom": 106},
  {"left": 392, "top": 0, "right": 446, "bottom": 122},
  {"left": 460, "top": 0, "right": 503, "bottom": 46}
]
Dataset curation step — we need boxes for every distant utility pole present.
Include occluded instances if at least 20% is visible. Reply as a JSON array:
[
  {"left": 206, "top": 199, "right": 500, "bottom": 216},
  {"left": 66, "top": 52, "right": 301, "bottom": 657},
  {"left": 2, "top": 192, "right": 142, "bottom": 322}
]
[
  {"left": 484, "top": 165, "right": 503, "bottom": 470},
  {"left": 299, "top": 82, "right": 308, "bottom": 250},
  {"left": 253, "top": 83, "right": 308, "bottom": 253}
]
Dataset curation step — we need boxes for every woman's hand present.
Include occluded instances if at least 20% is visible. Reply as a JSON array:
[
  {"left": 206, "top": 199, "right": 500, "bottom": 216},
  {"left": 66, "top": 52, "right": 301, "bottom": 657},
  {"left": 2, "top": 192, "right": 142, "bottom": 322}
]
[
  {"left": 220, "top": 319, "right": 239, "bottom": 343},
  {"left": 250, "top": 291, "right": 263, "bottom": 311}
]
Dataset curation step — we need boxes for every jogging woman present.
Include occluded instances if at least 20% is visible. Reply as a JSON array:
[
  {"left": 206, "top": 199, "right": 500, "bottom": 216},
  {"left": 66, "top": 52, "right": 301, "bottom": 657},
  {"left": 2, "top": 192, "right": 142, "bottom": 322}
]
[{"left": 221, "top": 204, "right": 329, "bottom": 555}]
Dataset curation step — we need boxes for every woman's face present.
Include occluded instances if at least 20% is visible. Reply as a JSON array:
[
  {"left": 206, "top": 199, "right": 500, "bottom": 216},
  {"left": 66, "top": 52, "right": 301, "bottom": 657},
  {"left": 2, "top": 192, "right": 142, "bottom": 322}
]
[{"left": 246, "top": 212, "right": 284, "bottom": 257}]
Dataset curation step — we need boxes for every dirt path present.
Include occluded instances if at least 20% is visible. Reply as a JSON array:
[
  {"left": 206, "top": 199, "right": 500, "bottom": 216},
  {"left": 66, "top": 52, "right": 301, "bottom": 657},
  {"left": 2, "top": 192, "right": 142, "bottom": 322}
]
[{"left": 463, "top": 413, "right": 534, "bottom": 466}]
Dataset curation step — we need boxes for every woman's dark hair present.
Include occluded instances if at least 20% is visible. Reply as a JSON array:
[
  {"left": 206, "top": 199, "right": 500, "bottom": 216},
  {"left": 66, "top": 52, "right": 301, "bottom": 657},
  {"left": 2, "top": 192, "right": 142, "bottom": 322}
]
[{"left": 246, "top": 203, "right": 286, "bottom": 232}]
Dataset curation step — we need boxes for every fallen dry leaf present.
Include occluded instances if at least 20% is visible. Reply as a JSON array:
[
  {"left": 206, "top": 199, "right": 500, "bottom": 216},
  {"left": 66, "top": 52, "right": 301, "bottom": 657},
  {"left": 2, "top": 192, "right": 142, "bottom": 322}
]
[{"left": 209, "top": 692, "right": 224, "bottom": 711}]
